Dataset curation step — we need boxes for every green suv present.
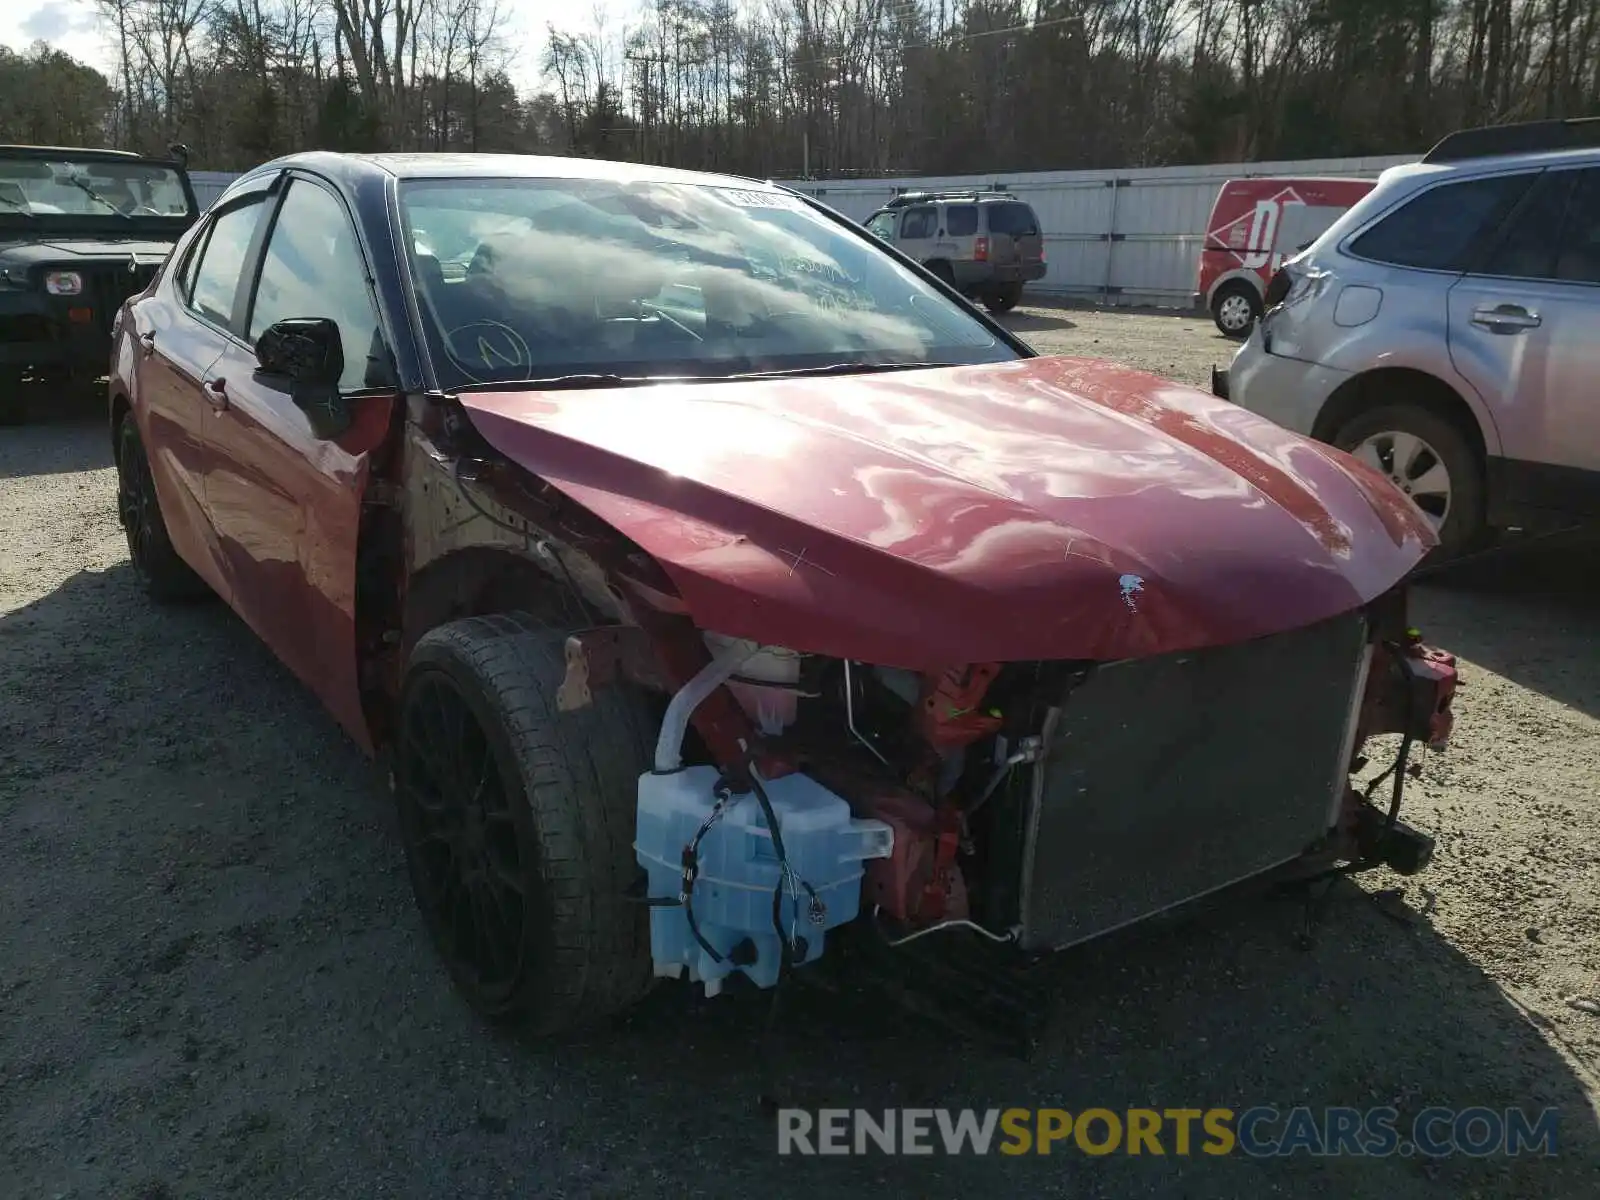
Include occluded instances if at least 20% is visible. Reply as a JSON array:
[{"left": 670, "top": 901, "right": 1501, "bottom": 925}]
[{"left": 0, "top": 144, "right": 199, "bottom": 424}]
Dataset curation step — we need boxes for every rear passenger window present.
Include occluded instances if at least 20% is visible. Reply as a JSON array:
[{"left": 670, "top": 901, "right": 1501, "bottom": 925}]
[
  {"left": 1480, "top": 172, "right": 1573, "bottom": 280},
  {"left": 1349, "top": 174, "right": 1534, "bottom": 272},
  {"left": 946, "top": 205, "right": 978, "bottom": 236},
  {"left": 188, "top": 197, "right": 266, "bottom": 327},
  {"left": 174, "top": 225, "right": 209, "bottom": 304},
  {"left": 1556, "top": 169, "right": 1600, "bottom": 284}
]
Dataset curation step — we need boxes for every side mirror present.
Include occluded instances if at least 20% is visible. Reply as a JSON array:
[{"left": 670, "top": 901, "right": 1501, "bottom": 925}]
[
  {"left": 256, "top": 317, "right": 342, "bottom": 383},
  {"left": 254, "top": 317, "right": 350, "bottom": 438}
]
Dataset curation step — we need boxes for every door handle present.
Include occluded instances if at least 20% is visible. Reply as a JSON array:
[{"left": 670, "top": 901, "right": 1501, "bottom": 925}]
[
  {"left": 204, "top": 377, "right": 229, "bottom": 411},
  {"left": 1470, "top": 303, "right": 1541, "bottom": 333}
]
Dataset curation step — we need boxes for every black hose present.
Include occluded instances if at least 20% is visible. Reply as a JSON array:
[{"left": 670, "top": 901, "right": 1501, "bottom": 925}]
[
  {"left": 1375, "top": 642, "right": 1418, "bottom": 841},
  {"left": 744, "top": 766, "right": 822, "bottom": 967},
  {"left": 679, "top": 790, "right": 733, "bottom": 966},
  {"left": 1340, "top": 643, "right": 1418, "bottom": 874},
  {"left": 1283, "top": 642, "right": 1419, "bottom": 888}
]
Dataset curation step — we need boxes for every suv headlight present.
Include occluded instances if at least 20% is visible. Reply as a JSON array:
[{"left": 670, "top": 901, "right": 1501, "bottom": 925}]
[{"left": 45, "top": 270, "right": 83, "bottom": 296}]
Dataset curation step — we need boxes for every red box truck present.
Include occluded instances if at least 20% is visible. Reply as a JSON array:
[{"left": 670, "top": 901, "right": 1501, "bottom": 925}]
[{"left": 1195, "top": 176, "right": 1376, "bottom": 337}]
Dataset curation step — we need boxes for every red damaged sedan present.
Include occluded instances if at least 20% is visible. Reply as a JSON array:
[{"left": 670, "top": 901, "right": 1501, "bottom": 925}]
[{"left": 108, "top": 152, "right": 1457, "bottom": 1037}]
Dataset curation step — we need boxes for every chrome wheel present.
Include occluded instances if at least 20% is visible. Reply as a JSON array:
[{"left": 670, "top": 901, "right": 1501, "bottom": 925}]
[
  {"left": 1353, "top": 430, "right": 1452, "bottom": 529},
  {"left": 1216, "top": 292, "right": 1254, "bottom": 332}
]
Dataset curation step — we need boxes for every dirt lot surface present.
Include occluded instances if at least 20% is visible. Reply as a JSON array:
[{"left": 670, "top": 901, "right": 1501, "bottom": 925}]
[{"left": 3, "top": 306, "right": 1598, "bottom": 1198}]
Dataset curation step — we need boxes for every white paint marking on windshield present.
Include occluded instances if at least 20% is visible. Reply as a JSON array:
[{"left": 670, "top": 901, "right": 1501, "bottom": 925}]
[{"left": 713, "top": 187, "right": 805, "bottom": 211}]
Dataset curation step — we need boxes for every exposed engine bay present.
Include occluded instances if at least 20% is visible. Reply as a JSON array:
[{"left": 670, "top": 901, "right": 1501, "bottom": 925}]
[
  {"left": 389, "top": 354, "right": 1462, "bottom": 1037},
  {"left": 558, "top": 586, "right": 1458, "bottom": 1001}
]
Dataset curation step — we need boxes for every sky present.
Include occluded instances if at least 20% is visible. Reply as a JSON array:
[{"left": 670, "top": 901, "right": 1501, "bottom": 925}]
[{"left": 0, "top": 0, "right": 643, "bottom": 95}]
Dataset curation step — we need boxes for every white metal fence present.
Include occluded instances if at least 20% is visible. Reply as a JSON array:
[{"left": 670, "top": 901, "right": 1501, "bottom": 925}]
[
  {"left": 189, "top": 171, "right": 237, "bottom": 210},
  {"left": 778, "top": 154, "right": 1417, "bottom": 307},
  {"left": 188, "top": 153, "right": 1420, "bottom": 309}
]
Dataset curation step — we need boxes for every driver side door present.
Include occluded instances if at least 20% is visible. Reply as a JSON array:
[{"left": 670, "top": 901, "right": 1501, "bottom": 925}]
[{"left": 201, "top": 172, "right": 399, "bottom": 749}]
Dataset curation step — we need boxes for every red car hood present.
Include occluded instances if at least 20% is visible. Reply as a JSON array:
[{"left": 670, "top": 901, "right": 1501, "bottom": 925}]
[{"left": 458, "top": 356, "right": 1433, "bottom": 667}]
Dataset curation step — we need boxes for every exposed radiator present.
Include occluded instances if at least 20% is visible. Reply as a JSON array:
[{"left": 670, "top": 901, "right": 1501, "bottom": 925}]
[{"left": 1017, "top": 609, "right": 1370, "bottom": 951}]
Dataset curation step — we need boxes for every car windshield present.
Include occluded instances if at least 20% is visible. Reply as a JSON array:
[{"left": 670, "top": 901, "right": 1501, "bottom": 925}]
[
  {"left": 0, "top": 157, "right": 191, "bottom": 220},
  {"left": 398, "top": 176, "right": 1018, "bottom": 388}
]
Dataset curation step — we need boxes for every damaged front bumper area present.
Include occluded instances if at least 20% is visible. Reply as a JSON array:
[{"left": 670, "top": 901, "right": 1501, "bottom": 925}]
[{"left": 1007, "top": 607, "right": 1457, "bottom": 953}]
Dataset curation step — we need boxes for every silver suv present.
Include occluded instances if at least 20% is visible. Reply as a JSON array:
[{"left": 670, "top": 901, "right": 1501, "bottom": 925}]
[
  {"left": 864, "top": 190, "right": 1046, "bottom": 312},
  {"left": 1218, "top": 118, "right": 1600, "bottom": 554}
]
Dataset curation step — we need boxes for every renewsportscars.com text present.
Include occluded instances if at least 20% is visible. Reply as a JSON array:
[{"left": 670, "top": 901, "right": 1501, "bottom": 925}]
[{"left": 776, "top": 1106, "right": 1560, "bottom": 1157}]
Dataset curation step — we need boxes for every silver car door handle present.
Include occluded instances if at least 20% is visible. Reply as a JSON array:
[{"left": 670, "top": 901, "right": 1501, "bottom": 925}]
[{"left": 1470, "top": 304, "right": 1541, "bottom": 332}]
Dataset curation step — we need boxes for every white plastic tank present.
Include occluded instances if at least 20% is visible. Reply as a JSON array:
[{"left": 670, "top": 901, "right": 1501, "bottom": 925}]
[
  {"left": 635, "top": 765, "right": 893, "bottom": 995},
  {"left": 702, "top": 633, "right": 803, "bottom": 734}
]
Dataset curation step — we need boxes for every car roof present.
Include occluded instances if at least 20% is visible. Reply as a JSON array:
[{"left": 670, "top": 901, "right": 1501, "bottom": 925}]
[
  {"left": 0, "top": 144, "right": 151, "bottom": 161},
  {"left": 1376, "top": 143, "right": 1600, "bottom": 193},
  {"left": 241, "top": 150, "right": 782, "bottom": 194}
]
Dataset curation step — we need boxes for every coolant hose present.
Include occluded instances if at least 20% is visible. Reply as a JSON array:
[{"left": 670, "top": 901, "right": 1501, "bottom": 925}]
[{"left": 653, "top": 638, "right": 757, "bottom": 773}]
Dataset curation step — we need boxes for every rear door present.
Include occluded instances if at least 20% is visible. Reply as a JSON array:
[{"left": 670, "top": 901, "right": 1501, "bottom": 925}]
[
  {"left": 1447, "top": 166, "right": 1600, "bottom": 510},
  {"left": 131, "top": 183, "right": 274, "bottom": 594},
  {"left": 984, "top": 201, "right": 1042, "bottom": 273},
  {"left": 200, "top": 172, "right": 399, "bottom": 747}
]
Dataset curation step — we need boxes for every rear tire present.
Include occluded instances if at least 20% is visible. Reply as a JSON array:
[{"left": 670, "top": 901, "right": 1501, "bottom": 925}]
[
  {"left": 115, "top": 417, "right": 210, "bottom": 602},
  {"left": 1331, "top": 404, "right": 1487, "bottom": 556},
  {"left": 395, "top": 615, "right": 656, "bottom": 1032},
  {"left": 1211, "top": 281, "right": 1262, "bottom": 339},
  {"left": 984, "top": 284, "right": 1023, "bottom": 313}
]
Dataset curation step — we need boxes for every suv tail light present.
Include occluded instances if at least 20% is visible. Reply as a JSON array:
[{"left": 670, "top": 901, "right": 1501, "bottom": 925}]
[{"left": 973, "top": 236, "right": 989, "bottom": 262}]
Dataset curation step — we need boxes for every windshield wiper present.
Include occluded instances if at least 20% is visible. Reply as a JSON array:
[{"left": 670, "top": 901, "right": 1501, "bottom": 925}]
[
  {"left": 0, "top": 195, "right": 34, "bottom": 217},
  {"left": 64, "top": 177, "right": 130, "bottom": 219},
  {"left": 454, "top": 373, "right": 640, "bottom": 393},
  {"left": 721, "top": 362, "right": 958, "bottom": 382},
  {"left": 451, "top": 362, "right": 961, "bottom": 394}
]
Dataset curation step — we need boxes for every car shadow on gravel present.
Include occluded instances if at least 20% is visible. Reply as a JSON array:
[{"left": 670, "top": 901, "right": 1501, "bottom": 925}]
[
  {"left": 0, "top": 411, "right": 112, "bottom": 479},
  {"left": 2, "top": 563, "right": 1597, "bottom": 1199},
  {"left": 998, "top": 310, "right": 1077, "bottom": 333},
  {"left": 1413, "top": 531, "right": 1600, "bottom": 718}
]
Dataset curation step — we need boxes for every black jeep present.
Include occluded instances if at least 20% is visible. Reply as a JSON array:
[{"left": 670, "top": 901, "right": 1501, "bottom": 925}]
[{"left": 0, "top": 144, "right": 199, "bottom": 424}]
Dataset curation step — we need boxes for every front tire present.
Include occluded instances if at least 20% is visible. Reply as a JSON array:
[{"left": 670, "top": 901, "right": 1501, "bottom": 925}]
[
  {"left": 395, "top": 615, "right": 656, "bottom": 1032},
  {"left": 116, "top": 417, "right": 209, "bottom": 601},
  {"left": 1211, "top": 281, "right": 1262, "bottom": 339},
  {"left": 1332, "top": 404, "right": 1486, "bottom": 555}
]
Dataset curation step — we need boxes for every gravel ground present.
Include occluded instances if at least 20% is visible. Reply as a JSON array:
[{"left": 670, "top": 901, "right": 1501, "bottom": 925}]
[{"left": 2, "top": 307, "right": 1598, "bottom": 1198}]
